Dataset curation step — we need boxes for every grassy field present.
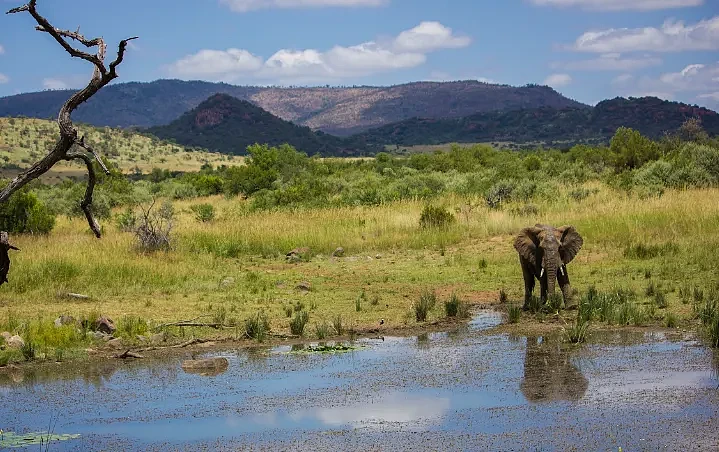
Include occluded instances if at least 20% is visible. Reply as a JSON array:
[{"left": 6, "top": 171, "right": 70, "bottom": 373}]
[
  {"left": 0, "top": 117, "right": 243, "bottom": 181},
  {"left": 1, "top": 181, "right": 718, "bottom": 363}
]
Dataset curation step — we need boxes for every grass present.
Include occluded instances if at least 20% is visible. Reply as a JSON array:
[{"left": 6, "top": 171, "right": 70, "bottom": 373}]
[
  {"left": 415, "top": 290, "right": 437, "bottom": 322},
  {"left": 444, "top": 293, "right": 469, "bottom": 318},
  {"left": 508, "top": 305, "right": 522, "bottom": 324},
  {"left": 1, "top": 184, "right": 719, "bottom": 364}
]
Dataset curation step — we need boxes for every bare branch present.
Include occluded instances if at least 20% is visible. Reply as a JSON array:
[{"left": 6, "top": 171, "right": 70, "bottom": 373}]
[
  {"left": 64, "top": 152, "right": 102, "bottom": 238},
  {"left": 35, "top": 25, "right": 103, "bottom": 47},
  {"left": 76, "top": 136, "right": 110, "bottom": 175},
  {"left": 108, "top": 37, "right": 138, "bottom": 78},
  {"left": 0, "top": 137, "right": 70, "bottom": 204}
]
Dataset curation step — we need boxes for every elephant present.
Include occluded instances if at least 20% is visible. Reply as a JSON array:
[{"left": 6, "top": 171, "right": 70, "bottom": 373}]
[
  {"left": 520, "top": 336, "right": 588, "bottom": 403},
  {"left": 513, "top": 224, "right": 583, "bottom": 310}
]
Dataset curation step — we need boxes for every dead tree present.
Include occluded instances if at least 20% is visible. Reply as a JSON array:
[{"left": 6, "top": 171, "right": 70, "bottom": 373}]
[{"left": 0, "top": 0, "right": 137, "bottom": 285}]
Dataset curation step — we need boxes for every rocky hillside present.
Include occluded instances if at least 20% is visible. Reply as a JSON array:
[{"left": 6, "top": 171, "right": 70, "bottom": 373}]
[
  {"left": 145, "top": 94, "right": 373, "bottom": 156},
  {"left": 0, "top": 79, "right": 587, "bottom": 135},
  {"left": 353, "top": 97, "right": 719, "bottom": 147}
]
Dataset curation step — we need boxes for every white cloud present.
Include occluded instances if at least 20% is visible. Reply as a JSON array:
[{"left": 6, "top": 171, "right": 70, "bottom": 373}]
[
  {"left": 698, "top": 92, "right": 719, "bottom": 101},
  {"left": 428, "top": 71, "right": 498, "bottom": 84},
  {"left": 0, "top": 73, "right": 8, "bottom": 84},
  {"left": 613, "top": 62, "right": 719, "bottom": 107},
  {"left": 219, "top": 0, "right": 387, "bottom": 12},
  {"left": 571, "top": 16, "right": 719, "bottom": 53},
  {"left": 552, "top": 53, "right": 662, "bottom": 71},
  {"left": 544, "top": 73, "right": 572, "bottom": 87},
  {"left": 0, "top": 44, "right": 5, "bottom": 55},
  {"left": 166, "top": 21, "right": 470, "bottom": 83},
  {"left": 41, "top": 75, "right": 88, "bottom": 90},
  {"left": 612, "top": 73, "right": 635, "bottom": 85},
  {"left": 529, "top": 0, "right": 703, "bottom": 11}
]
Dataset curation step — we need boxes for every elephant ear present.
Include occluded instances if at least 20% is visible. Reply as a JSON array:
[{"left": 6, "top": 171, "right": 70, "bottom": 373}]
[
  {"left": 514, "top": 227, "right": 541, "bottom": 262},
  {"left": 556, "top": 225, "right": 583, "bottom": 264}
]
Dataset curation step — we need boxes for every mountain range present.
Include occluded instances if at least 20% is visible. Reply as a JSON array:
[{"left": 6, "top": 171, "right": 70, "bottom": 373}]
[{"left": 0, "top": 79, "right": 586, "bottom": 136}]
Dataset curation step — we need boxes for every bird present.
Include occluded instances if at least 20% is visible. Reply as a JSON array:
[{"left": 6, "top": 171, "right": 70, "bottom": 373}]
[{"left": 379, "top": 318, "right": 384, "bottom": 325}]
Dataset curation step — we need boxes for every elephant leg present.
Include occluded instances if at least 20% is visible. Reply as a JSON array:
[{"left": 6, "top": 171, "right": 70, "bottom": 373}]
[
  {"left": 557, "top": 265, "right": 574, "bottom": 309},
  {"left": 520, "top": 259, "right": 535, "bottom": 311}
]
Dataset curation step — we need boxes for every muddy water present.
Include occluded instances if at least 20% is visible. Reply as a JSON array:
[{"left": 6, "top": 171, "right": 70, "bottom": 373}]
[{"left": 1, "top": 310, "right": 718, "bottom": 451}]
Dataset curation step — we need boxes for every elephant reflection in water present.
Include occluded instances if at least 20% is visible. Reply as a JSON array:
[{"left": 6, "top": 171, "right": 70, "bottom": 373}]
[{"left": 520, "top": 336, "right": 588, "bottom": 402}]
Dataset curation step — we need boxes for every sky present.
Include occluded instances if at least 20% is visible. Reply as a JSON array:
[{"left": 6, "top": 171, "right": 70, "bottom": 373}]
[{"left": 0, "top": 0, "right": 717, "bottom": 110}]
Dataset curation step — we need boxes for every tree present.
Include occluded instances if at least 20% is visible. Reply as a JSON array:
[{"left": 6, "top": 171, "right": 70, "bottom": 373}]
[{"left": 0, "top": 0, "right": 138, "bottom": 285}]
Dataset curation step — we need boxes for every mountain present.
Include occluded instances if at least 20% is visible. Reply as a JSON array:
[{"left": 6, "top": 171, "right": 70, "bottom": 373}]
[
  {"left": 0, "top": 79, "right": 587, "bottom": 135},
  {"left": 145, "top": 93, "right": 371, "bottom": 156},
  {"left": 353, "top": 97, "right": 719, "bottom": 147}
]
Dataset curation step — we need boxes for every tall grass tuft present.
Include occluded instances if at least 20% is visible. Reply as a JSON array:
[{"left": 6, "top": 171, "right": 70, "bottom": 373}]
[
  {"left": 444, "top": 293, "right": 468, "bottom": 318},
  {"left": 508, "top": 305, "right": 522, "bottom": 324},
  {"left": 564, "top": 316, "right": 590, "bottom": 344},
  {"left": 332, "top": 315, "right": 344, "bottom": 336},
  {"left": 315, "top": 322, "right": 331, "bottom": 340},
  {"left": 290, "top": 311, "right": 310, "bottom": 336},
  {"left": 415, "top": 290, "right": 437, "bottom": 322},
  {"left": 244, "top": 312, "right": 270, "bottom": 342}
]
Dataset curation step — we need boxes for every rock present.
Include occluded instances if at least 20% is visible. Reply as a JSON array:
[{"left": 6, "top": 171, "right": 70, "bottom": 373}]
[
  {"left": 286, "top": 247, "right": 311, "bottom": 262},
  {"left": 94, "top": 317, "right": 116, "bottom": 335},
  {"left": 295, "top": 281, "right": 312, "bottom": 292},
  {"left": 107, "top": 338, "right": 124, "bottom": 349},
  {"left": 92, "top": 331, "right": 112, "bottom": 342},
  {"left": 54, "top": 315, "right": 76, "bottom": 328},
  {"left": 332, "top": 247, "right": 345, "bottom": 257},
  {"left": 181, "top": 357, "right": 229, "bottom": 376},
  {"left": 220, "top": 277, "right": 235, "bottom": 288},
  {"left": 375, "top": 254, "right": 382, "bottom": 259},
  {"left": 7, "top": 335, "right": 24, "bottom": 349},
  {"left": 66, "top": 293, "right": 90, "bottom": 300},
  {"left": 150, "top": 333, "right": 166, "bottom": 345}
]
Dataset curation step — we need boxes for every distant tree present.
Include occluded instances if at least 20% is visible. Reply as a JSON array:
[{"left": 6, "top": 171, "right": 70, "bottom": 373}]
[{"left": 0, "top": 0, "right": 138, "bottom": 285}]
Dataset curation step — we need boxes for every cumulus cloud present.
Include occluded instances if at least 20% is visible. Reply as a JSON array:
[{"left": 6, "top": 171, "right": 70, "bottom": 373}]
[
  {"left": 0, "top": 73, "right": 8, "bottom": 84},
  {"left": 571, "top": 16, "right": 719, "bottom": 53},
  {"left": 613, "top": 62, "right": 719, "bottom": 107},
  {"left": 529, "top": 0, "right": 703, "bottom": 11},
  {"left": 544, "top": 73, "right": 572, "bottom": 87},
  {"left": 166, "top": 21, "right": 470, "bottom": 83},
  {"left": 552, "top": 53, "right": 662, "bottom": 71},
  {"left": 219, "top": 0, "right": 387, "bottom": 12},
  {"left": 42, "top": 75, "right": 88, "bottom": 90}
]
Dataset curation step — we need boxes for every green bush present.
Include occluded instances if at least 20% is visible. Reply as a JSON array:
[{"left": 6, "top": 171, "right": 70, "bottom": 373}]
[
  {"left": 419, "top": 205, "right": 455, "bottom": 229},
  {"left": 190, "top": 203, "right": 215, "bottom": 222},
  {"left": 0, "top": 187, "right": 55, "bottom": 234},
  {"left": 485, "top": 180, "right": 515, "bottom": 209}
]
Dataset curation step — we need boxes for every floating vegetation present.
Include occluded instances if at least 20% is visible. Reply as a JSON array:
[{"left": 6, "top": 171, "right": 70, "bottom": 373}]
[
  {"left": 0, "top": 431, "right": 81, "bottom": 448},
  {"left": 288, "top": 343, "right": 363, "bottom": 354}
]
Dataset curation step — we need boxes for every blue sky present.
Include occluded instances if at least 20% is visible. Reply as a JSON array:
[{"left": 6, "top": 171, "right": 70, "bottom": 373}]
[{"left": 0, "top": 0, "right": 717, "bottom": 109}]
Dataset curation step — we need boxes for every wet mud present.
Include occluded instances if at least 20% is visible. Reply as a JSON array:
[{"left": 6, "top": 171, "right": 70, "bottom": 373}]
[{"left": 0, "top": 310, "right": 717, "bottom": 451}]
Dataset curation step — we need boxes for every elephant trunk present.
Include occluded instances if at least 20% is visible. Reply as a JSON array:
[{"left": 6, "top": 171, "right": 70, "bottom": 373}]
[{"left": 543, "top": 251, "right": 560, "bottom": 299}]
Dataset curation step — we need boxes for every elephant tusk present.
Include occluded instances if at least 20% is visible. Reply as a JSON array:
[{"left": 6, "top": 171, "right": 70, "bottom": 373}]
[
  {"left": 540, "top": 268, "right": 544, "bottom": 278},
  {"left": 559, "top": 266, "right": 565, "bottom": 276}
]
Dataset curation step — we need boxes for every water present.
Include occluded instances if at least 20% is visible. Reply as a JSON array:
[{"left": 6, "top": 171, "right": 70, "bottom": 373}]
[{"left": 1, "top": 310, "right": 717, "bottom": 451}]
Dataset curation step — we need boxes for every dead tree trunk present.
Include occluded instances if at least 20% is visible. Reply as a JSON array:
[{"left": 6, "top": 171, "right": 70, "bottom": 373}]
[{"left": 0, "top": 0, "right": 137, "bottom": 285}]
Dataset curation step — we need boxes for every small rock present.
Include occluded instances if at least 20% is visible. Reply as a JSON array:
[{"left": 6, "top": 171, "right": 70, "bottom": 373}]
[
  {"left": 66, "top": 293, "right": 90, "bottom": 300},
  {"left": 54, "top": 315, "right": 76, "bottom": 328},
  {"left": 375, "top": 254, "right": 382, "bottom": 259},
  {"left": 150, "top": 333, "right": 166, "bottom": 345},
  {"left": 94, "top": 317, "right": 116, "bottom": 335},
  {"left": 7, "top": 335, "right": 25, "bottom": 349},
  {"left": 92, "top": 331, "right": 112, "bottom": 341},
  {"left": 220, "top": 277, "right": 235, "bottom": 288},
  {"left": 295, "top": 281, "right": 312, "bottom": 292},
  {"left": 107, "top": 338, "right": 124, "bottom": 349},
  {"left": 286, "top": 247, "right": 311, "bottom": 262},
  {"left": 332, "top": 247, "right": 345, "bottom": 257}
]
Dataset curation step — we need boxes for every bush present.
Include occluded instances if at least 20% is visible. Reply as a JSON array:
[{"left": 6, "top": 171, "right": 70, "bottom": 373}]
[
  {"left": 419, "top": 205, "right": 455, "bottom": 229},
  {"left": 115, "top": 206, "right": 137, "bottom": 232},
  {"left": 134, "top": 200, "right": 174, "bottom": 252},
  {"left": 415, "top": 290, "right": 437, "bottom": 322},
  {"left": 444, "top": 293, "right": 468, "bottom": 318},
  {"left": 190, "top": 203, "right": 215, "bottom": 222},
  {"left": 0, "top": 188, "right": 55, "bottom": 234},
  {"left": 485, "top": 180, "right": 515, "bottom": 209}
]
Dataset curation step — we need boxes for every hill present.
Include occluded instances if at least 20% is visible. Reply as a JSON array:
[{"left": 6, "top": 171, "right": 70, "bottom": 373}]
[
  {"left": 0, "top": 79, "right": 587, "bottom": 135},
  {"left": 0, "top": 117, "right": 241, "bottom": 182},
  {"left": 353, "top": 97, "right": 719, "bottom": 147},
  {"left": 145, "top": 94, "right": 372, "bottom": 156}
]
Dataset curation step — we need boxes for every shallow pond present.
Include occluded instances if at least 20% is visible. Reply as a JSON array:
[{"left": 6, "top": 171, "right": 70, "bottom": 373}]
[{"left": 1, "top": 310, "right": 718, "bottom": 451}]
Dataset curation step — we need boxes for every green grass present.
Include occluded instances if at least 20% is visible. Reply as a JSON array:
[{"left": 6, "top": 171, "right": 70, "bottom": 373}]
[{"left": 415, "top": 290, "right": 437, "bottom": 322}]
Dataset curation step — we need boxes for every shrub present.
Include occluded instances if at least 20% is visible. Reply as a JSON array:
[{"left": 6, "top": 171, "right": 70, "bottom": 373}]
[
  {"left": 134, "top": 200, "right": 174, "bottom": 252},
  {"left": 190, "top": 203, "right": 215, "bottom": 222},
  {"left": 415, "top": 290, "right": 437, "bottom": 322},
  {"left": 290, "top": 311, "right": 310, "bottom": 336},
  {"left": 419, "top": 205, "right": 455, "bottom": 229},
  {"left": 115, "top": 206, "right": 137, "bottom": 232},
  {"left": 485, "top": 181, "right": 515, "bottom": 209},
  {"left": 0, "top": 187, "right": 55, "bottom": 234}
]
